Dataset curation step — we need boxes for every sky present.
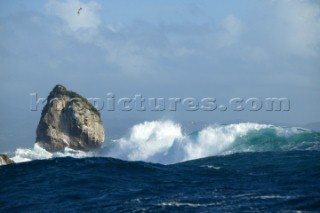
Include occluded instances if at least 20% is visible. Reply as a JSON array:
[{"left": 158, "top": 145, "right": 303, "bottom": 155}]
[{"left": 0, "top": 0, "right": 320, "bottom": 151}]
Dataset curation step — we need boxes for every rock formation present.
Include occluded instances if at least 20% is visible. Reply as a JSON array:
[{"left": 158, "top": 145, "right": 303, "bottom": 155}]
[
  {"left": 36, "top": 84, "right": 105, "bottom": 152},
  {"left": 0, "top": 154, "right": 14, "bottom": 166}
]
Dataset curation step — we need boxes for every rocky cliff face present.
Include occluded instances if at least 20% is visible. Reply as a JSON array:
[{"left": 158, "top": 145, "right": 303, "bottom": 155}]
[
  {"left": 36, "top": 84, "right": 105, "bottom": 152},
  {"left": 0, "top": 154, "right": 14, "bottom": 166}
]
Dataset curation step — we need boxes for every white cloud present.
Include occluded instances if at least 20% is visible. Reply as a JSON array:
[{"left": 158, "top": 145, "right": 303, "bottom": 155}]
[
  {"left": 277, "top": 0, "right": 320, "bottom": 57},
  {"left": 106, "top": 23, "right": 124, "bottom": 33},
  {"left": 43, "top": 0, "right": 320, "bottom": 74},
  {"left": 255, "top": 0, "right": 320, "bottom": 58},
  {"left": 105, "top": 43, "right": 154, "bottom": 74},
  {"left": 217, "top": 14, "right": 243, "bottom": 48}
]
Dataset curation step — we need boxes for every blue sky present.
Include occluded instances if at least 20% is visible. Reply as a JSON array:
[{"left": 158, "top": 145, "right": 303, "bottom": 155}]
[{"left": 0, "top": 0, "right": 320, "bottom": 151}]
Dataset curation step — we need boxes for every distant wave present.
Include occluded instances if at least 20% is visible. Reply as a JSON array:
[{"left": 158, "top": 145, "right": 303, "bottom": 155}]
[{"left": 7, "top": 121, "right": 320, "bottom": 165}]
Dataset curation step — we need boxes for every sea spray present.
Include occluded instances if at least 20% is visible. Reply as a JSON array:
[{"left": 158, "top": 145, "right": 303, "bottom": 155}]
[
  {"left": 103, "top": 121, "right": 183, "bottom": 163},
  {"left": 10, "top": 143, "right": 92, "bottom": 163},
  {"left": 100, "top": 121, "right": 320, "bottom": 164},
  {"left": 181, "top": 123, "right": 271, "bottom": 162},
  {"left": 7, "top": 120, "right": 320, "bottom": 165},
  {"left": 101, "top": 122, "right": 271, "bottom": 164}
]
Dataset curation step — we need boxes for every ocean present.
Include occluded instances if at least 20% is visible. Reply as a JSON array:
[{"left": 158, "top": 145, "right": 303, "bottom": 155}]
[{"left": 1, "top": 121, "right": 320, "bottom": 212}]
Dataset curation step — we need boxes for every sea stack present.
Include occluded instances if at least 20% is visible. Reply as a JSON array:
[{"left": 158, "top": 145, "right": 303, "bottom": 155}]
[{"left": 36, "top": 84, "right": 105, "bottom": 152}]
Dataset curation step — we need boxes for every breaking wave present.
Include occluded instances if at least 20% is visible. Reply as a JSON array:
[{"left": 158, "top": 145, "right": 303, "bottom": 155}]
[
  {"left": 10, "top": 143, "right": 92, "bottom": 163},
  {"left": 100, "top": 121, "right": 320, "bottom": 164},
  {"left": 6, "top": 121, "right": 320, "bottom": 164}
]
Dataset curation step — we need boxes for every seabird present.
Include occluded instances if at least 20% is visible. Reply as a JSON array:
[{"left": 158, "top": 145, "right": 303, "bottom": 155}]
[{"left": 77, "top": 7, "right": 82, "bottom": 16}]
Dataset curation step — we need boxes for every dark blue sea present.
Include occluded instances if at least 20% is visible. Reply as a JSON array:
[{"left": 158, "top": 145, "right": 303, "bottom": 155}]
[{"left": 1, "top": 122, "right": 320, "bottom": 212}]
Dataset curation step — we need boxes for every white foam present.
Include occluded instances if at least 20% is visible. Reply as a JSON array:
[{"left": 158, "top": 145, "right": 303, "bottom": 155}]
[
  {"left": 10, "top": 143, "right": 91, "bottom": 163},
  {"left": 103, "top": 120, "right": 183, "bottom": 163},
  {"left": 101, "top": 121, "right": 271, "bottom": 164},
  {"left": 253, "top": 195, "right": 296, "bottom": 200},
  {"left": 200, "top": 165, "right": 221, "bottom": 170},
  {"left": 7, "top": 120, "right": 318, "bottom": 165},
  {"left": 274, "top": 126, "right": 309, "bottom": 137},
  {"left": 158, "top": 201, "right": 219, "bottom": 208},
  {"left": 181, "top": 123, "right": 270, "bottom": 162},
  {"left": 10, "top": 143, "right": 53, "bottom": 163}
]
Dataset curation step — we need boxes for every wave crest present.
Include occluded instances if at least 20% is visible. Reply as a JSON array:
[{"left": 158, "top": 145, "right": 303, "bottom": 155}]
[
  {"left": 7, "top": 120, "right": 320, "bottom": 165},
  {"left": 100, "top": 121, "right": 320, "bottom": 164},
  {"left": 10, "top": 143, "right": 91, "bottom": 163}
]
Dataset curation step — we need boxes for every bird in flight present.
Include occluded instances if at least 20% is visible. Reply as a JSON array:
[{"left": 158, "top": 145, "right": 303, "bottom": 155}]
[{"left": 77, "top": 7, "right": 82, "bottom": 16}]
